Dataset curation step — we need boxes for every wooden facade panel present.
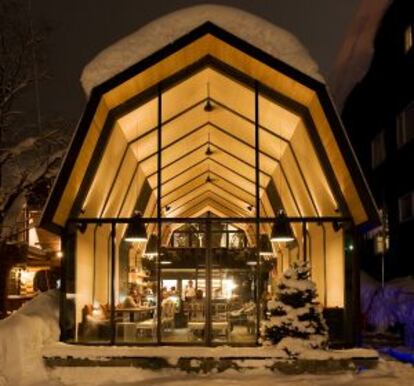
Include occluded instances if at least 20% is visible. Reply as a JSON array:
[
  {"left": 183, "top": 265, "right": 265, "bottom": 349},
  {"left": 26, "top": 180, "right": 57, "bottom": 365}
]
[
  {"left": 102, "top": 36, "right": 213, "bottom": 109},
  {"left": 289, "top": 121, "right": 337, "bottom": 217},
  {"left": 53, "top": 120, "right": 101, "bottom": 226},
  {"left": 280, "top": 148, "right": 316, "bottom": 217},
  {"left": 308, "top": 96, "right": 370, "bottom": 225},
  {"left": 81, "top": 125, "right": 128, "bottom": 217},
  {"left": 308, "top": 222, "right": 326, "bottom": 306},
  {"left": 325, "top": 224, "right": 344, "bottom": 307},
  {"left": 101, "top": 147, "right": 137, "bottom": 217},
  {"left": 117, "top": 98, "right": 157, "bottom": 143}
]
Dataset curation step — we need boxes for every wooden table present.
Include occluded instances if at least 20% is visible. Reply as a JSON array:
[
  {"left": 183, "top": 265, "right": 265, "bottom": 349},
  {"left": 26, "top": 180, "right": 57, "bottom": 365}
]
[{"left": 115, "top": 306, "right": 156, "bottom": 322}]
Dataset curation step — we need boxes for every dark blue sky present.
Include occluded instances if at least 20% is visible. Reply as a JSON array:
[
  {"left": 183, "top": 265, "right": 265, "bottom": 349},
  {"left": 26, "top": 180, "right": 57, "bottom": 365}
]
[{"left": 30, "top": 0, "right": 359, "bottom": 122}]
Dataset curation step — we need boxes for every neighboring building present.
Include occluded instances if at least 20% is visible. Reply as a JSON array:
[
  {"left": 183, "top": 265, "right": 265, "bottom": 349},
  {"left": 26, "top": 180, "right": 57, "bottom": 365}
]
[
  {"left": 342, "top": 0, "right": 414, "bottom": 280},
  {"left": 40, "top": 5, "right": 377, "bottom": 347},
  {"left": 0, "top": 183, "right": 61, "bottom": 318}
]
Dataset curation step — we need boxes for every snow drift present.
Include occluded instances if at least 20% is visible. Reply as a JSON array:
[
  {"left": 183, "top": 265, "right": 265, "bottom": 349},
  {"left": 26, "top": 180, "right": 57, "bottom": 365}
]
[
  {"left": 81, "top": 4, "right": 323, "bottom": 95},
  {"left": 0, "top": 290, "right": 59, "bottom": 386},
  {"left": 361, "top": 272, "right": 414, "bottom": 348}
]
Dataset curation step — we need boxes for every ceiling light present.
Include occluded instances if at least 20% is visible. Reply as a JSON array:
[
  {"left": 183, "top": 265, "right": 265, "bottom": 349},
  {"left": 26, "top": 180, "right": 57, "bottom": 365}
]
[
  {"left": 270, "top": 210, "right": 294, "bottom": 243},
  {"left": 204, "top": 99, "right": 213, "bottom": 112},
  {"left": 124, "top": 213, "right": 147, "bottom": 242},
  {"left": 204, "top": 82, "right": 213, "bottom": 112},
  {"left": 144, "top": 234, "right": 158, "bottom": 257},
  {"left": 259, "top": 234, "right": 273, "bottom": 256},
  {"left": 205, "top": 145, "right": 213, "bottom": 156}
]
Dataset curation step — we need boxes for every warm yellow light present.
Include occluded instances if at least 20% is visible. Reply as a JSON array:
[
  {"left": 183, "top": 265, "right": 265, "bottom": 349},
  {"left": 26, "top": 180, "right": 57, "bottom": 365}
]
[
  {"left": 20, "top": 270, "right": 35, "bottom": 284},
  {"left": 222, "top": 279, "right": 237, "bottom": 299}
]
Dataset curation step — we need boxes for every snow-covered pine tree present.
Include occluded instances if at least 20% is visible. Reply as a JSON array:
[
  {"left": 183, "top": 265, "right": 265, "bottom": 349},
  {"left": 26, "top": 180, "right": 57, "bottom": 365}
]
[{"left": 260, "top": 260, "right": 328, "bottom": 355}]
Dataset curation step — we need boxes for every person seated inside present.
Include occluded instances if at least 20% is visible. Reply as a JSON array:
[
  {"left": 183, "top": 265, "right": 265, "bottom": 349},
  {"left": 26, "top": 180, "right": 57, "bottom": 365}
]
[
  {"left": 195, "top": 289, "right": 204, "bottom": 301},
  {"left": 184, "top": 280, "right": 196, "bottom": 301},
  {"left": 169, "top": 286, "right": 177, "bottom": 296},
  {"left": 161, "top": 286, "right": 169, "bottom": 300},
  {"left": 123, "top": 287, "right": 141, "bottom": 308}
]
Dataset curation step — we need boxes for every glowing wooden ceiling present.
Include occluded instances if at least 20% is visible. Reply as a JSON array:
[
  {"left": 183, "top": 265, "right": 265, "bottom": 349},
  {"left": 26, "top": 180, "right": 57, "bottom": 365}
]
[
  {"left": 80, "top": 65, "right": 338, "bottom": 225},
  {"left": 42, "top": 25, "right": 377, "bottom": 234}
]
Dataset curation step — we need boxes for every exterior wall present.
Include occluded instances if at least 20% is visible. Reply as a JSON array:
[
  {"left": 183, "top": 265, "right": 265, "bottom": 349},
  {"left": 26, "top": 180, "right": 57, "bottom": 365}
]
[{"left": 342, "top": 0, "right": 414, "bottom": 279}]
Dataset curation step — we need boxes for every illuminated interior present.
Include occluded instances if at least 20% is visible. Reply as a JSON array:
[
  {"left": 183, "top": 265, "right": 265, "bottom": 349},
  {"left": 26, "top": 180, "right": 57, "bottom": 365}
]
[{"left": 41, "top": 23, "right": 377, "bottom": 345}]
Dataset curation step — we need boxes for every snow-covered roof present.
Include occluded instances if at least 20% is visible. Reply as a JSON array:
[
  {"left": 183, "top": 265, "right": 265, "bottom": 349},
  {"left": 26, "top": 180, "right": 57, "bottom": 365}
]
[{"left": 81, "top": 4, "right": 323, "bottom": 94}]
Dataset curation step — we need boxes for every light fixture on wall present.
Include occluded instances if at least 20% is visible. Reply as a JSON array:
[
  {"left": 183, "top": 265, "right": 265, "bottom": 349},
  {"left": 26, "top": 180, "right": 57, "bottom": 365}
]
[
  {"left": 259, "top": 234, "right": 273, "bottom": 256},
  {"left": 144, "top": 234, "right": 158, "bottom": 257},
  {"left": 124, "top": 212, "right": 147, "bottom": 242},
  {"left": 77, "top": 222, "right": 88, "bottom": 234},
  {"left": 270, "top": 210, "right": 294, "bottom": 243}
]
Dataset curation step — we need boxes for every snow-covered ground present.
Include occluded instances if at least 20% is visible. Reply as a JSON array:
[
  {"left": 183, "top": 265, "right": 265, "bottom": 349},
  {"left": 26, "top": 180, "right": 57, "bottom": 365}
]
[
  {"left": 44, "top": 359, "right": 414, "bottom": 386},
  {"left": 0, "top": 290, "right": 413, "bottom": 386},
  {"left": 0, "top": 290, "right": 59, "bottom": 386}
]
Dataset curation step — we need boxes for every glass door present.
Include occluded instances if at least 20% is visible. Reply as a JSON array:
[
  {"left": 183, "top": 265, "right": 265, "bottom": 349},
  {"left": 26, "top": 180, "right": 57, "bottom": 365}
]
[
  {"left": 209, "top": 222, "right": 258, "bottom": 345},
  {"left": 160, "top": 221, "right": 207, "bottom": 344}
]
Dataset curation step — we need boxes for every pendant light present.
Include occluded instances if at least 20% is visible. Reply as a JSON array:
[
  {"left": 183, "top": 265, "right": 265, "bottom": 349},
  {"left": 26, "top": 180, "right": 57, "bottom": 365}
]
[
  {"left": 259, "top": 234, "right": 273, "bottom": 256},
  {"left": 204, "top": 82, "right": 213, "bottom": 112},
  {"left": 124, "top": 213, "right": 147, "bottom": 242},
  {"left": 205, "top": 164, "right": 213, "bottom": 183},
  {"left": 270, "top": 210, "right": 294, "bottom": 242},
  {"left": 144, "top": 234, "right": 158, "bottom": 257},
  {"left": 205, "top": 128, "right": 213, "bottom": 156}
]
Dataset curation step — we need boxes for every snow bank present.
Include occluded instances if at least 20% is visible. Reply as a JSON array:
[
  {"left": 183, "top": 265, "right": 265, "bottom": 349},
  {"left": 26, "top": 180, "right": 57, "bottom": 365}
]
[
  {"left": 81, "top": 4, "right": 323, "bottom": 95},
  {"left": 0, "top": 290, "right": 59, "bottom": 386},
  {"left": 361, "top": 273, "right": 414, "bottom": 348},
  {"left": 43, "top": 342, "right": 377, "bottom": 364},
  {"left": 47, "top": 357, "right": 400, "bottom": 386},
  {"left": 44, "top": 343, "right": 287, "bottom": 362}
]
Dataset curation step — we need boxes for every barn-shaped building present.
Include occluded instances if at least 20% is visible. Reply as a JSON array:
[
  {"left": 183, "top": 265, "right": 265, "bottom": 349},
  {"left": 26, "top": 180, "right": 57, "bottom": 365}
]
[{"left": 41, "top": 5, "right": 377, "bottom": 346}]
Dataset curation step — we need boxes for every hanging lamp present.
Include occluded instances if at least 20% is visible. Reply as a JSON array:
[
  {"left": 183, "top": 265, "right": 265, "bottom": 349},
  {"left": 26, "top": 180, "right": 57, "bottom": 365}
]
[
  {"left": 205, "top": 128, "right": 213, "bottom": 156},
  {"left": 124, "top": 213, "right": 147, "bottom": 242},
  {"left": 259, "top": 234, "right": 273, "bottom": 256},
  {"left": 270, "top": 210, "right": 294, "bottom": 242},
  {"left": 144, "top": 234, "right": 158, "bottom": 257},
  {"left": 204, "top": 82, "right": 213, "bottom": 112}
]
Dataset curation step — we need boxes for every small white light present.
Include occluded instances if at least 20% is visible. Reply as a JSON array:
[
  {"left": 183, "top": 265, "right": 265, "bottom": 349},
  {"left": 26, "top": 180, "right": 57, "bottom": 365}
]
[{"left": 56, "top": 251, "right": 64, "bottom": 258}]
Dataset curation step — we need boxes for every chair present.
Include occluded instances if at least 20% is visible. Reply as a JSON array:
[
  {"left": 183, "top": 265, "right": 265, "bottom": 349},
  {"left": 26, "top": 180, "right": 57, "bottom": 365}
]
[
  {"left": 116, "top": 322, "right": 136, "bottom": 342},
  {"left": 136, "top": 312, "right": 157, "bottom": 338},
  {"left": 212, "top": 302, "right": 229, "bottom": 340},
  {"left": 161, "top": 299, "right": 176, "bottom": 332},
  {"left": 187, "top": 301, "right": 205, "bottom": 341},
  {"left": 136, "top": 300, "right": 176, "bottom": 338}
]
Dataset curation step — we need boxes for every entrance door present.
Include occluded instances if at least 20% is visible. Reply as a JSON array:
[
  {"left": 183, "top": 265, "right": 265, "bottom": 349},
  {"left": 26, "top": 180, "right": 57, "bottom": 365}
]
[
  {"left": 160, "top": 221, "right": 206, "bottom": 344},
  {"left": 160, "top": 218, "right": 260, "bottom": 345},
  {"left": 208, "top": 221, "right": 258, "bottom": 345}
]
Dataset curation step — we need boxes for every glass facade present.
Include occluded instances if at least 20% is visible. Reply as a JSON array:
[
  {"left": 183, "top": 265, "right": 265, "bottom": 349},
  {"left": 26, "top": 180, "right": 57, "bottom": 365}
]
[{"left": 55, "top": 52, "right": 353, "bottom": 346}]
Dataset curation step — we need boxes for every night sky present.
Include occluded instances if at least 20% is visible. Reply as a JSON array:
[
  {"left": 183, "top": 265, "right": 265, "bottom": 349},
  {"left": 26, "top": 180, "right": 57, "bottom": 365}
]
[{"left": 30, "top": 0, "right": 360, "bottom": 122}]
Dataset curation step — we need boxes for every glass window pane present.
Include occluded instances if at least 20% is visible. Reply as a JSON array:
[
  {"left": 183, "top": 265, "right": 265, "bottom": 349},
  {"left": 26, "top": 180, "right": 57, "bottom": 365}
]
[
  {"left": 161, "top": 222, "right": 206, "bottom": 343},
  {"left": 115, "top": 222, "right": 158, "bottom": 344}
]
